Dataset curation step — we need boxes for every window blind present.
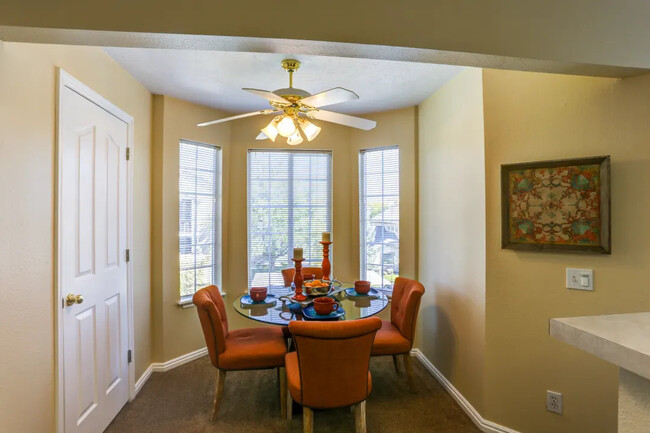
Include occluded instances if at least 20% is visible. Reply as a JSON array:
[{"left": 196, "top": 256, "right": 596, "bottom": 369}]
[
  {"left": 248, "top": 150, "right": 332, "bottom": 287},
  {"left": 359, "top": 146, "right": 399, "bottom": 288},
  {"left": 179, "top": 141, "right": 222, "bottom": 298}
]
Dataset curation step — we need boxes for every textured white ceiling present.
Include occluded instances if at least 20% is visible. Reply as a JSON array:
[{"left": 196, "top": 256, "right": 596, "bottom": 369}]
[{"left": 103, "top": 48, "right": 464, "bottom": 115}]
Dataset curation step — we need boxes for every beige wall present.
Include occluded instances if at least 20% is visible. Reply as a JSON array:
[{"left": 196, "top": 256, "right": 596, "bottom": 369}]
[
  {"left": 150, "top": 95, "right": 231, "bottom": 361},
  {"left": 416, "top": 69, "right": 487, "bottom": 412},
  {"left": 0, "top": 42, "right": 152, "bottom": 432},
  {"left": 2, "top": 1, "right": 650, "bottom": 71},
  {"left": 150, "top": 100, "right": 417, "bottom": 360},
  {"left": 483, "top": 69, "right": 650, "bottom": 432},
  {"left": 349, "top": 108, "right": 419, "bottom": 281}
]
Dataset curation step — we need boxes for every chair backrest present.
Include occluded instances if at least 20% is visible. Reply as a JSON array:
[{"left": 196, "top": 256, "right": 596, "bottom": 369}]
[
  {"left": 193, "top": 285, "right": 229, "bottom": 368},
  {"left": 281, "top": 267, "right": 324, "bottom": 287},
  {"left": 289, "top": 317, "right": 381, "bottom": 409},
  {"left": 390, "top": 277, "right": 425, "bottom": 346}
]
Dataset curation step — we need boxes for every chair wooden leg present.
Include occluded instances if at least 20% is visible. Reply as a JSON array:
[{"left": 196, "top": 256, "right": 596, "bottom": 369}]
[
  {"left": 286, "top": 383, "right": 293, "bottom": 420},
  {"left": 403, "top": 353, "right": 415, "bottom": 391},
  {"left": 354, "top": 401, "right": 367, "bottom": 433},
  {"left": 392, "top": 354, "right": 400, "bottom": 373},
  {"left": 279, "top": 367, "right": 287, "bottom": 418},
  {"left": 303, "top": 406, "right": 313, "bottom": 433},
  {"left": 211, "top": 369, "right": 226, "bottom": 421}
]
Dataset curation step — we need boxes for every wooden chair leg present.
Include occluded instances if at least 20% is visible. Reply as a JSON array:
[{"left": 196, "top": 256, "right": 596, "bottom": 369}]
[
  {"left": 354, "top": 401, "right": 367, "bottom": 433},
  {"left": 303, "top": 406, "right": 313, "bottom": 433},
  {"left": 211, "top": 369, "right": 226, "bottom": 421},
  {"left": 286, "top": 383, "right": 293, "bottom": 420},
  {"left": 403, "top": 353, "right": 415, "bottom": 391},
  {"left": 279, "top": 367, "right": 287, "bottom": 418},
  {"left": 392, "top": 355, "right": 400, "bottom": 373}
]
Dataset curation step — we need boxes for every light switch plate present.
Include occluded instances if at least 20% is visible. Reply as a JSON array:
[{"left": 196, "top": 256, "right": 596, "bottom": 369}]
[{"left": 566, "top": 268, "right": 594, "bottom": 291}]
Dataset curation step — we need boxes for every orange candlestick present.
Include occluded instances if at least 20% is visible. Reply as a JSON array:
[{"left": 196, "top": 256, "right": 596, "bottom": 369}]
[
  {"left": 292, "top": 258, "right": 307, "bottom": 301},
  {"left": 320, "top": 241, "right": 332, "bottom": 281}
]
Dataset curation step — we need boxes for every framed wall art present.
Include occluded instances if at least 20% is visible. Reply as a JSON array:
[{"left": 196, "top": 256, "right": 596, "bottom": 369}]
[{"left": 501, "top": 156, "right": 610, "bottom": 254}]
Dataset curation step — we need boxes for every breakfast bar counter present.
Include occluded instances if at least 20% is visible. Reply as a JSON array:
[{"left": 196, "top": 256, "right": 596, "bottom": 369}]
[{"left": 550, "top": 312, "right": 650, "bottom": 433}]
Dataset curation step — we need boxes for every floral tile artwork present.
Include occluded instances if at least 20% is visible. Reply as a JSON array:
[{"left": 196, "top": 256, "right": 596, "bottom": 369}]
[{"left": 507, "top": 164, "right": 601, "bottom": 246}]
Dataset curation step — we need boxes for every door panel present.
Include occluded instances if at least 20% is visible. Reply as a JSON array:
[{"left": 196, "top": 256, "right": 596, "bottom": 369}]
[
  {"left": 105, "top": 294, "right": 121, "bottom": 392},
  {"left": 75, "top": 306, "right": 98, "bottom": 423},
  {"left": 76, "top": 126, "right": 96, "bottom": 277},
  {"left": 106, "top": 136, "right": 120, "bottom": 268},
  {"left": 60, "top": 84, "right": 129, "bottom": 433}
]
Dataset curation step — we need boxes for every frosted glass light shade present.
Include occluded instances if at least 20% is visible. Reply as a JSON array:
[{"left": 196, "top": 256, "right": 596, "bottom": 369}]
[
  {"left": 277, "top": 116, "right": 297, "bottom": 137},
  {"left": 298, "top": 118, "right": 321, "bottom": 141},
  {"left": 287, "top": 130, "right": 304, "bottom": 145},
  {"left": 260, "top": 119, "right": 279, "bottom": 142}
]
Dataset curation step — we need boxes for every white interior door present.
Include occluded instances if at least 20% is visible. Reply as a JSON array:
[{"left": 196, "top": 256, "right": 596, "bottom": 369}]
[{"left": 59, "top": 81, "right": 130, "bottom": 433}]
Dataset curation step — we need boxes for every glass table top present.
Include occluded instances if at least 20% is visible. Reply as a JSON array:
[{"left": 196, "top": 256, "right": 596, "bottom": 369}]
[{"left": 233, "top": 284, "right": 390, "bottom": 326}]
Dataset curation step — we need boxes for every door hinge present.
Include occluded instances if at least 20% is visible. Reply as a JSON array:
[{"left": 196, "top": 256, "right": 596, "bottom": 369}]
[
  {"left": 126, "top": 249, "right": 130, "bottom": 262},
  {"left": 127, "top": 350, "right": 132, "bottom": 363},
  {"left": 126, "top": 147, "right": 131, "bottom": 161}
]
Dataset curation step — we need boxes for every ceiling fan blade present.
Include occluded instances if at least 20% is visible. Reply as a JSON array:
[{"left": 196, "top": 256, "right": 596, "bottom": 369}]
[
  {"left": 309, "top": 110, "right": 376, "bottom": 131},
  {"left": 243, "top": 88, "right": 291, "bottom": 104},
  {"left": 299, "top": 87, "right": 359, "bottom": 108},
  {"left": 197, "top": 110, "right": 278, "bottom": 127}
]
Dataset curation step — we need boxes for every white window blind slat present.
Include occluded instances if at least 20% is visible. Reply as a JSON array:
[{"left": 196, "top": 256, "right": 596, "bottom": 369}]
[
  {"left": 247, "top": 150, "right": 332, "bottom": 287},
  {"left": 179, "top": 141, "right": 222, "bottom": 298},
  {"left": 360, "top": 146, "right": 399, "bottom": 289}
]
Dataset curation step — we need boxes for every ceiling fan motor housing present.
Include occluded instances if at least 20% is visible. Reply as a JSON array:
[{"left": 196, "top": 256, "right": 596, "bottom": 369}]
[{"left": 273, "top": 87, "right": 311, "bottom": 102}]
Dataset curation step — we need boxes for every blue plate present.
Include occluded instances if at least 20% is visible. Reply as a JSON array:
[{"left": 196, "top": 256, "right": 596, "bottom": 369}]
[
  {"left": 345, "top": 288, "right": 379, "bottom": 297},
  {"left": 240, "top": 294, "right": 277, "bottom": 306},
  {"left": 302, "top": 305, "right": 346, "bottom": 320}
]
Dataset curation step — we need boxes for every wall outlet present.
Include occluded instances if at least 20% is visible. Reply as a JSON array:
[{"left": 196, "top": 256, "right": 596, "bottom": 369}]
[
  {"left": 566, "top": 268, "right": 593, "bottom": 291},
  {"left": 546, "top": 390, "right": 563, "bottom": 414}
]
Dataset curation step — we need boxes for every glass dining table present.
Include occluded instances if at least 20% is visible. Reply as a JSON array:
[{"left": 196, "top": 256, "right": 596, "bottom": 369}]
[{"left": 233, "top": 283, "right": 390, "bottom": 325}]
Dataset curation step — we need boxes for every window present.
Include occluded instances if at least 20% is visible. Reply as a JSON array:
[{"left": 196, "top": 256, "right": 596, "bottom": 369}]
[
  {"left": 248, "top": 150, "right": 332, "bottom": 287},
  {"left": 179, "top": 140, "right": 222, "bottom": 299},
  {"left": 360, "top": 146, "right": 399, "bottom": 288}
]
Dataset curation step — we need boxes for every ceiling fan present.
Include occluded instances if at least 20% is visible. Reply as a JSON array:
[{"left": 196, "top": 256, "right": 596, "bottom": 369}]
[{"left": 197, "top": 59, "right": 377, "bottom": 145}]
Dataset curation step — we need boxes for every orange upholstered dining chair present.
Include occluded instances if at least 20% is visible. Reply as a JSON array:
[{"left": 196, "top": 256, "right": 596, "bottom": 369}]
[
  {"left": 193, "top": 285, "right": 288, "bottom": 421},
  {"left": 371, "top": 277, "right": 425, "bottom": 390},
  {"left": 285, "top": 317, "right": 382, "bottom": 433},
  {"left": 281, "top": 267, "right": 323, "bottom": 287}
]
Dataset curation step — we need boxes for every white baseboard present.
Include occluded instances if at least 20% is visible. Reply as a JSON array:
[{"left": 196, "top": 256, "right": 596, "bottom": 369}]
[
  {"left": 151, "top": 347, "right": 208, "bottom": 373},
  {"left": 133, "top": 347, "right": 208, "bottom": 398},
  {"left": 410, "top": 348, "right": 519, "bottom": 433},
  {"left": 133, "top": 364, "right": 153, "bottom": 398}
]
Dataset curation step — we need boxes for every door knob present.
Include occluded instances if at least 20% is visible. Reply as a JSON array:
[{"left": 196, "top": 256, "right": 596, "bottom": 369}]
[{"left": 65, "top": 294, "right": 84, "bottom": 307}]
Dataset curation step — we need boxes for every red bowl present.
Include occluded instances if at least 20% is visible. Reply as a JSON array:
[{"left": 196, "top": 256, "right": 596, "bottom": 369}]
[
  {"left": 313, "top": 297, "right": 338, "bottom": 315},
  {"left": 250, "top": 287, "right": 268, "bottom": 302},
  {"left": 354, "top": 280, "right": 371, "bottom": 294}
]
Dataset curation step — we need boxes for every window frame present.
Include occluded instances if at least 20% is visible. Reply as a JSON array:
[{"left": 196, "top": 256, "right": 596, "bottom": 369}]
[
  {"left": 246, "top": 149, "right": 333, "bottom": 288},
  {"left": 178, "top": 139, "right": 223, "bottom": 305},
  {"left": 359, "top": 145, "right": 400, "bottom": 290}
]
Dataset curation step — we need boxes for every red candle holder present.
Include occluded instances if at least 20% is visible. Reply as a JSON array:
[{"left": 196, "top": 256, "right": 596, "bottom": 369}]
[
  {"left": 292, "top": 258, "right": 307, "bottom": 301},
  {"left": 320, "top": 241, "right": 332, "bottom": 281}
]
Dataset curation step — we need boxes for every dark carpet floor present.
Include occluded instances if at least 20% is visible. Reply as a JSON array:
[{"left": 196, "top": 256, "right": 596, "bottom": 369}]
[{"left": 106, "top": 355, "right": 479, "bottom": 433}]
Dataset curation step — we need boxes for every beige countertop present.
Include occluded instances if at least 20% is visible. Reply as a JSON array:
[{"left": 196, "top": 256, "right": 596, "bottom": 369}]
[{"left": 550, "top": 312, "right": 650, "bottom": 380}]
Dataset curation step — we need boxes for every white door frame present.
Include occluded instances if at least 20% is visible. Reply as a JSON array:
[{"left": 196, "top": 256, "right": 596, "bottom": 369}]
[{"left": 55, "top": 68, "right": 136, "bottom": 433}]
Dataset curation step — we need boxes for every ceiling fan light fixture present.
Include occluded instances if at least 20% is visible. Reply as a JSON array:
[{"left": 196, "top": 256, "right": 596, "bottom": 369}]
[
  {"left": 277, "top": 115, "right": 297, "bottom": 137},
  {"left": 260, "top": 119, "right": 279, "bottom": 142},
  {"left": 287, "top": 130, "right": 304, "bottom": 146},
  {"left": 298, "top": 118, "right": 321, "bottom": 141}
]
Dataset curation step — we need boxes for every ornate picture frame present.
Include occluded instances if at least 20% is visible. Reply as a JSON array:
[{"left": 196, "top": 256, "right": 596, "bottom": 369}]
[{"left": 501, "top": 156, "right": 611, "bottom": 254}]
